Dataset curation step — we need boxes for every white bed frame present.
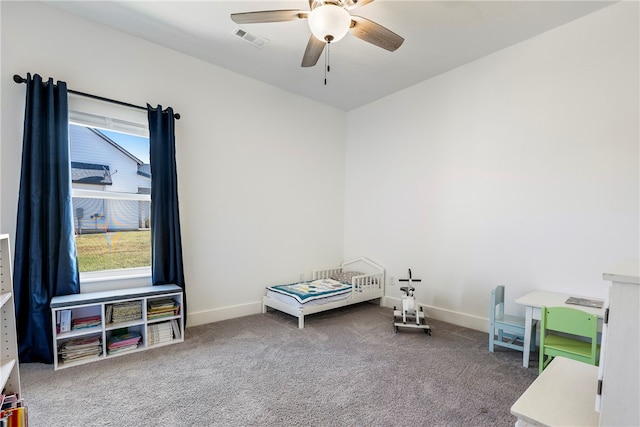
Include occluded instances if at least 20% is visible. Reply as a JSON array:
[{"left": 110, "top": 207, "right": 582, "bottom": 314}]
[{"left": 262, "top": 257, "right": 385, "bottom": 328}]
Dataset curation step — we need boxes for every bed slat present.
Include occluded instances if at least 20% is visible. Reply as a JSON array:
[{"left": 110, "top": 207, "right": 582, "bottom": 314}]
[{"left": 313, "top": 267, "right": 342, "bottom": 280}]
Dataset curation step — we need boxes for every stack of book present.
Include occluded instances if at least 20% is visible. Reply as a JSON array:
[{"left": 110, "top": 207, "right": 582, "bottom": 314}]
[
  {"left": 147, "top": 298, "right": 180, "bottom": 320},
  {"left": 147, "top": 321, "right": 174, "bottom": 345},
  {"left": 107, "top": 332, "right": 141, "bottom": 355},
  {"left": 71, "top": 315, "right": 101, "bottom": 331},
  {"left": 0, "top": 394, "right": 27, "bottom": 427},
  {"left": 107, "top": 301, "right": 142, "bottom": 323},
  {"left": 58, "top": 336, "right": 102, "bottom": 363}
]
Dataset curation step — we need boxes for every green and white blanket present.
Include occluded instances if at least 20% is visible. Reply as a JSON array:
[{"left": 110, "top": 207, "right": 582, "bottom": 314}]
[{"left": 267, "top": 278, "right": 352, "bottom": 303}]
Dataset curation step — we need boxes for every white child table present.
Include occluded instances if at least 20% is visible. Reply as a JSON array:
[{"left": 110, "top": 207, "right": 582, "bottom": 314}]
[{"left": 515, "top": 290, "right": 605, "bottom": 368}]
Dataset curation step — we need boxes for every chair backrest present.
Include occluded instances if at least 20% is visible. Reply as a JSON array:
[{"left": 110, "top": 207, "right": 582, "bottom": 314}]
[
  {"left": 491, "top": 285, "right": 505, "bottom": 322},
  {"left": 541, "top": 306, "right": 598, "bottom": 338}
]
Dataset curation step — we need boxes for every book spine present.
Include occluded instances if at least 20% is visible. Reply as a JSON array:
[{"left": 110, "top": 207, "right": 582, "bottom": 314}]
[{"left": 59, "top": 310, "right": 71, "bottom": 333}]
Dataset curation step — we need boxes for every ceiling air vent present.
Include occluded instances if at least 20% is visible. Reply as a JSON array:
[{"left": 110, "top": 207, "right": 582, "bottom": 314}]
[{"left": 233, "top": 28, "right": 269, "bottom": 49}]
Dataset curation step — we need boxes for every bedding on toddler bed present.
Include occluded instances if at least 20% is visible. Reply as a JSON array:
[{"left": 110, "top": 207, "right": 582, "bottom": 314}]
[
  {"left": 267, "top": 278, "right": 352, "bottom": 304},
  {"left": 263, "top": 259, "right": 382, "bottom": 328}
]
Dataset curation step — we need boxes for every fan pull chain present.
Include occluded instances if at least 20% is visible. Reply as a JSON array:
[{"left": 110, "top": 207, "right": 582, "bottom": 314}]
[{"left": 324, "top": 42, "right": 331, "bottom": 86}]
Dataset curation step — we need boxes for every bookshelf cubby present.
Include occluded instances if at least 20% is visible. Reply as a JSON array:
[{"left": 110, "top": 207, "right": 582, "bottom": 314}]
[
  {"left": 51, "top": 284, "right": 183, "bottom": 370},
  {"left": 1, "top": 234, "right": 27, "bottom": 425},
  {"left": 0, "top": 235, "right": 21, "bottom": 396}
]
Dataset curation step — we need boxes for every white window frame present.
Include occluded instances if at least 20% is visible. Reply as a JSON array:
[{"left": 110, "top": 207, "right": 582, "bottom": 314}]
[{"left": 69, "top": 102, "right": 152, "bottom": 291}]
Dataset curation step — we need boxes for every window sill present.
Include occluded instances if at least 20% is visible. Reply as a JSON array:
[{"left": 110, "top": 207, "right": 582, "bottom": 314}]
[
  {"left": 80, "top": 267, "right": 152, "bottom": 293},
  {"left": 80, "top": 269, "right": 151, "bottom": 283}
]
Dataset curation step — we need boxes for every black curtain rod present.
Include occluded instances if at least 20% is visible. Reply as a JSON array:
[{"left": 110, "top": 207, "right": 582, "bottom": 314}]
[{"left": 13, "top": 74, "right": 180, "bottom": 120}]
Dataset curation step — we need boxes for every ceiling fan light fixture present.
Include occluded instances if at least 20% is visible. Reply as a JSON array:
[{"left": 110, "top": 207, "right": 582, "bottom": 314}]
[{"left": 308, "top": 4, "right": 351, "bottom": 43}]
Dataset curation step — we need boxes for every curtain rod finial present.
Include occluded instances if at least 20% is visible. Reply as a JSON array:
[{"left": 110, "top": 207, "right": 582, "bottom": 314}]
[
  {"left": 174, "top": 113, "right": 181, "bottom": 120},
  {"left": 13, "top": 74, "right": 26, "bottom": 84}
]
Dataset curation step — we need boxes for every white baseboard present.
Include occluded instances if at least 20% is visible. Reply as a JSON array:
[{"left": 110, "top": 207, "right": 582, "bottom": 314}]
[
  {"left": 186, "top": 297, "right": 489, "bottom": 334},
  {"left": 187, "top": 301, "right": 262, "bottom": 327},
  {"left": 382, "top": 296, "right": 488, "bottom": 333}
]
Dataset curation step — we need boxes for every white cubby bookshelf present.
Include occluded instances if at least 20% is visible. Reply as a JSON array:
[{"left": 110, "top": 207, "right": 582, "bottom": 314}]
[
  {"left": 50, "top": 284, "right": 184, "bottom": 370},
  {"left": 0, "top": 234, "right": 21, "bottom": 397}
]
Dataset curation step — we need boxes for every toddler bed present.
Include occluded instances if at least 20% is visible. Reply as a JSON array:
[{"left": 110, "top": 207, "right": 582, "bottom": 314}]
[{"left": 263, "top": 257, "right": 385, "bottom": 328}]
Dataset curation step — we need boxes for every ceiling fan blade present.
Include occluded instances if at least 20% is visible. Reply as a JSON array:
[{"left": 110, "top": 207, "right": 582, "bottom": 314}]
[
  {"left": 343, "top": 0, "right": 375, "bottom": 10},
  {"left": 231, "top": 10, "right": 307, "bottom": 24},
  {"left": 349, "top": 15, "right": 404, "bottom": 52},
  {"left": 301, "top": 35, "right": 326, "bottom": 67}
]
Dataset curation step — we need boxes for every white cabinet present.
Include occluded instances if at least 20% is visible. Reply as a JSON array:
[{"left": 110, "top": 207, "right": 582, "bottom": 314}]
[
  {"left": 0, "top": 234, "right": 21, "bottom": 396},
  {"left": 597, "top": 260, "right": 640, "bottom": 426},
  {"left": 511, "top": 260, "right": 639, "bottom": 427},
  {"left": 51, "top": 284, "right": 184, "bottom": 370},
  {"left": 511, "top": 357, "right": 600, "bottom": 426}
]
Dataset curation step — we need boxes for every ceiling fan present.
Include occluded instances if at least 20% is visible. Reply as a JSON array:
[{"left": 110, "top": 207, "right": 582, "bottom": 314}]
[{"left": 230, "top": 0, "right": 404, "bottom": 68}]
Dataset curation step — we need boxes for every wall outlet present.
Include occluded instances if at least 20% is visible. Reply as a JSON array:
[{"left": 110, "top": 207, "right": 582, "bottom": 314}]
[{"left": 389, "top": 276, "right": 396, "bottom": 285}]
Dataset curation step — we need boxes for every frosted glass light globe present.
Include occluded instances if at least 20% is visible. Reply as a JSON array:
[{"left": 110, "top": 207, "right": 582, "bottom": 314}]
[{"left": 308, "top": 4, "right": 351, "bottom": 43}]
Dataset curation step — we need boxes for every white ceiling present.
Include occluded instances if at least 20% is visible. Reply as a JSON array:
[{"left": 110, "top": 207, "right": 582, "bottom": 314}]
[{"left": 47, "top": 1, "right": 615, "bottom": 111}]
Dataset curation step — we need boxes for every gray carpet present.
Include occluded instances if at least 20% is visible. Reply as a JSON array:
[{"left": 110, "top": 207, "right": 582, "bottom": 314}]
[{"left": 20, "top": 302, "right": 537, "bottom": 426}]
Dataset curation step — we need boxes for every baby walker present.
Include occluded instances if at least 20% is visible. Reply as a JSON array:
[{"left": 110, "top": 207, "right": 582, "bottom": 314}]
[{"left": 393, "top": 269, "right": 431, "bottom": 335}]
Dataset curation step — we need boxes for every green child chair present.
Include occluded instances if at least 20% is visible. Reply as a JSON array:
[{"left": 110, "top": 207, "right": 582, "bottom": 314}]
[{"left": 538, "top": 306, "right": 600, "bottom": 373}]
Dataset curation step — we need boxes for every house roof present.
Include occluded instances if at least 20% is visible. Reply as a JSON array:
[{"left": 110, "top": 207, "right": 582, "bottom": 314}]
[
  {"left": 137, "top": 164, "right": 151, "bottom": 179},
  {"left": 71, "top": 161, "right": 112, "bottom": 185},
  {"left": 89, "top": 128, "right": 144, "bottom": 165},
  {"left": 88, "top": 128, "right": 151, "bottom": 180}
]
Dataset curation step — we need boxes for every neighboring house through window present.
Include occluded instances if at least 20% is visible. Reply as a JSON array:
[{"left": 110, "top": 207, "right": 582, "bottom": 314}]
[{"left": 69, "top": 110, "right": 151, "bottom": 283}]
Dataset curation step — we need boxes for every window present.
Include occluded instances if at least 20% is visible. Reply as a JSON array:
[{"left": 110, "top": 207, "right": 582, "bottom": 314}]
[{"left": 69, "top": 111, "right": 151, "bottom": 280}]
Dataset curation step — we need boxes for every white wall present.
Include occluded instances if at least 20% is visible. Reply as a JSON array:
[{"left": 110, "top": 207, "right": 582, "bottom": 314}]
[
  {"left": 0, "top": 2, "right": 347, "bottom": 326},
  {"left": 1, "top": 2, "right": 637, "bottom": 333},
  {"left": 344, "top": 2, "right": 639, "bottom": 331}
]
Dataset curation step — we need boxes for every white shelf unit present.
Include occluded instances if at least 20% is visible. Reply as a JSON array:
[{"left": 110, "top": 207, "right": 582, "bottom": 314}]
[
  {"left": 0, "top": 234, "right": 21, "bottom": 397},
  {"left": 597, "top": 260, "right": 639, "bottom": 426},
  {"left": 51, "top": 284, "right": 184, "bottom": 370}
]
